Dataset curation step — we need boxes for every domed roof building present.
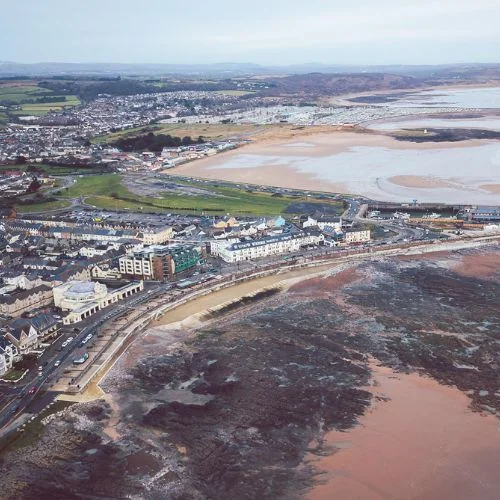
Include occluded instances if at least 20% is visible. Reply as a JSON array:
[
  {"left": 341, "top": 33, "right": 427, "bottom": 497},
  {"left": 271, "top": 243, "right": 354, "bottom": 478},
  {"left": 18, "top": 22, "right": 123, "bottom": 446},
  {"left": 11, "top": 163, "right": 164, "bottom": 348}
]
[
  {"left": 53, "top": 279, "right": 143, "bottom": 324},
  {"left": 53, "top": 281, "right": 107, "bottom": 310}
]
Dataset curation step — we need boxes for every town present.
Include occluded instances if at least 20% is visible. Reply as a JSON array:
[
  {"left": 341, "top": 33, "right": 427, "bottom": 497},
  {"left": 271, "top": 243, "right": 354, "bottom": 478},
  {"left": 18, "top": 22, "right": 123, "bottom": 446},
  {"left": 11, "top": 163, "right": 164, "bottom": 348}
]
[
  {"left": 1, "top": 194, "right": 499, "bottom": 386},
  {"left": 1, "top": 76, "right": 500, "bottom": 433}
]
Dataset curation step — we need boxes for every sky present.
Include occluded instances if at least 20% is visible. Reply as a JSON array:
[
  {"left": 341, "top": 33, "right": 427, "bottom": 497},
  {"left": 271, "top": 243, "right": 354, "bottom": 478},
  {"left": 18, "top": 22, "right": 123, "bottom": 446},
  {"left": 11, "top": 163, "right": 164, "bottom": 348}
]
[{"left": 2, "top": 0, "right": 500, "bottom": 65}]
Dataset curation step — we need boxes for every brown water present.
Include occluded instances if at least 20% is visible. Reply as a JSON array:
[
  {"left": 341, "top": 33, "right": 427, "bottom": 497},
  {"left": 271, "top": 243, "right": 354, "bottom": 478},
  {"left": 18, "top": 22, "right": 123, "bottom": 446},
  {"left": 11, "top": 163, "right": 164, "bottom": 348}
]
[{"left": 306, "top": 365, "right": 500, "bottom": 500}]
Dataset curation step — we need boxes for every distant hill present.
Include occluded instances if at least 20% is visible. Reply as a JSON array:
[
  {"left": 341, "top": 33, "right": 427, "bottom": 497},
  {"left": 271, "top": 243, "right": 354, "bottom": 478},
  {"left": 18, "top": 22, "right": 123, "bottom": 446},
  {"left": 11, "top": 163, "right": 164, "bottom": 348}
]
[
  {"left": 262, "top": 72, "right": 419, "bottom": 96},
  {"left": 1, "top": 61, "right": 500, "bottom": 79}
]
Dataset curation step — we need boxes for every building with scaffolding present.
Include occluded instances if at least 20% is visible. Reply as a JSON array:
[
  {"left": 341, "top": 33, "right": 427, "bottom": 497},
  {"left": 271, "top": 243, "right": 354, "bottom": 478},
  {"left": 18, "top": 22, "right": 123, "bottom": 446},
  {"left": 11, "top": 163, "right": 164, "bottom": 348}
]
[{"left": 119, "top": 244, "right": 205, "bottom": 282}]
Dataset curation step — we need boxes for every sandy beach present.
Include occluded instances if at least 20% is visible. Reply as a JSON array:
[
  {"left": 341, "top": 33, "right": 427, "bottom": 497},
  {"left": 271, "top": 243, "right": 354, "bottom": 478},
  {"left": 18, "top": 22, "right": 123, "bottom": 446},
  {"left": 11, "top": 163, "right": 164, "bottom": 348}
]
[
  {"left": 388, "top": 175, "right": 453, "bottom": 189},
  {"left": 168, "top": 131, "right": 500, "bottom": 203}
]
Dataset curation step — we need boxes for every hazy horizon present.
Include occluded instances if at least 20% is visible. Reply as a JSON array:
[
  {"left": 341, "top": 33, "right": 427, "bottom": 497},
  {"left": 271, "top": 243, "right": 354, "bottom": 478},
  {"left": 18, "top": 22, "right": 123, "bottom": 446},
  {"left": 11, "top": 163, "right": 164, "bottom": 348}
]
[{"left": 3, "top": 0, "right": 500, "bottom": 66}]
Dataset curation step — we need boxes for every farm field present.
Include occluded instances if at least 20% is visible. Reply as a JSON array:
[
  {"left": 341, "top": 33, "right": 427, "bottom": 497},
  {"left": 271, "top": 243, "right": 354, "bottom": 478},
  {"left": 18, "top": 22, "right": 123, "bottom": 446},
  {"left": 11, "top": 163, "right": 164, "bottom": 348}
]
[
  {"left": 12, "top": 95, "right": 80, "bottom": 116},
  {"left": 0, "top": 82, "right": 80, "bottom": 120},
  {"left": 0, "top": 84, "right": 52, "bottom": 103}
]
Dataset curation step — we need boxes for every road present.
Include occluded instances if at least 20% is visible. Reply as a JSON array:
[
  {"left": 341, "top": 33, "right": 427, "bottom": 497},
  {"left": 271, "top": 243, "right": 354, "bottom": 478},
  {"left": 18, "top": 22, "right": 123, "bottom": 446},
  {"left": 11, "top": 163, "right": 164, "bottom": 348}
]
[
  {"left": 1, "top": 232, "right": 498, "bottom": 434},
  {"left": 0, "top": 281, "right": 168, "bottom": 431}
]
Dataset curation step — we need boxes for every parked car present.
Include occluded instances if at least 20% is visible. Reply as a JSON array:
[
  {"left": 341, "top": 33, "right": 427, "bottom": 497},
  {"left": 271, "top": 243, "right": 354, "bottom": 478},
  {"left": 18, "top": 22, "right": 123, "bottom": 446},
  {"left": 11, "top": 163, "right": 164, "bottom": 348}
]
[{"left": 54, "top": 360, "right": 61, "bottom": 367}]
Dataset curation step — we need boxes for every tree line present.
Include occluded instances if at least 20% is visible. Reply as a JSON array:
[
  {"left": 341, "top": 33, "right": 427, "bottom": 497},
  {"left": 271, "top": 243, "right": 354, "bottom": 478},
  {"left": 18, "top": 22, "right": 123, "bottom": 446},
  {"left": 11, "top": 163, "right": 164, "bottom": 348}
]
[{"left": 113, "top": 132, "right": 204, "bottom": 152}]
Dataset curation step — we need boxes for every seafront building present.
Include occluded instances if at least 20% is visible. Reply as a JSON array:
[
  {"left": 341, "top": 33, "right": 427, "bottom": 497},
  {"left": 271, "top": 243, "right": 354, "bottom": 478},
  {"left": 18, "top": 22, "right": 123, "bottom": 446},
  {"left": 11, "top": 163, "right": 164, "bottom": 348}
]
[
  {"left": 53, "top": 280, "right": 144, "bottom": 324},
  {"left": 344, "top": 228, "right": 371, "bottom": 244},
  {"left": 119, "top": 244, "right": 204, "bottom": 281},
  {"left": 216, "top": 233, "right": 324, "bottom": 263}
]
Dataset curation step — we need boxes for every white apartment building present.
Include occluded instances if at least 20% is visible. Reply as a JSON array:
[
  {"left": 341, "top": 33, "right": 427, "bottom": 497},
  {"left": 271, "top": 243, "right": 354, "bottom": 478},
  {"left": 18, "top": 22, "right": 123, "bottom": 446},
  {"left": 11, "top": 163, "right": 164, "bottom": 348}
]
[
  {"left": 210, "top": 238, "right": 240, "bottom": 257},
  {"left": 119, "top": 253, "right": 154, "bottom": 279},
  {"left": 303, "top": 216, "right": 342, "bottom": 232},
  {"left": 0, "top": 340, "right": 19, "bottom": 376},
  {"left": 217, "top": 233, "right": 323, "bottom": 263}
]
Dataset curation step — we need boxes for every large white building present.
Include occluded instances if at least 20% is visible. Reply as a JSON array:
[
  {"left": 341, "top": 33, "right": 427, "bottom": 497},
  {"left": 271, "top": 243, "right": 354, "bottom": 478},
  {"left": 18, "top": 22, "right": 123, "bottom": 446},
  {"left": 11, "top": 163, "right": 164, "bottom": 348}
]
[
  {"left": 210, "top": 238, "right": 240, "bottom": 257},
  {"left": 53, "top": 280, "right": 144, "bottom": 324},
  {"left": 217, "top": 233, "right": 323, "bottom": 263}
]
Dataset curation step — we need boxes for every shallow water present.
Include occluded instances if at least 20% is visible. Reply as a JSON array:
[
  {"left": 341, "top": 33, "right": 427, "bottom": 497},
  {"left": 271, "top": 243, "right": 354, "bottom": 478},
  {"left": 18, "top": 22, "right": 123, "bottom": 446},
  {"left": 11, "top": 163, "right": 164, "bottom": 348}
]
[
  {"left": 210, "top": 143, "right": 500, "bottom": 204},
  {"left": 306, "top": 365, "right": 500, "bottom": 500},
  {"left": 367, "top": 117, "right": 500, "bottom": 132},
  {"left": 383, "top": 87, "right": 500, "bottom": 109}
]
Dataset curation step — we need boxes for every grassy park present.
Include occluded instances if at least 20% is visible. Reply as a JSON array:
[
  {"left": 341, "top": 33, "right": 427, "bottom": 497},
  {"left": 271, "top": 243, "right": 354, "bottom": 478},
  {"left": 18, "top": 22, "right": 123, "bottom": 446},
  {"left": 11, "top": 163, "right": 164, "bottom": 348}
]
[{"left": 57, "top": 173, "right": 343, "bottom": 216}]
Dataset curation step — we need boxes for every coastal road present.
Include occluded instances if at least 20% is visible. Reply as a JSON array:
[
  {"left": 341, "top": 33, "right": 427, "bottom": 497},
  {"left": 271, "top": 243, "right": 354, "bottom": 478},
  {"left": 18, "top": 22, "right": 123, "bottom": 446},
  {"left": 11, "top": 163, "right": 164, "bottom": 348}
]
[
  {"left": 0, "top": 281, "right": 167, "bottom": 431},
  {"left": 2, "top": 233, "right": 498, "bottom": 434}
]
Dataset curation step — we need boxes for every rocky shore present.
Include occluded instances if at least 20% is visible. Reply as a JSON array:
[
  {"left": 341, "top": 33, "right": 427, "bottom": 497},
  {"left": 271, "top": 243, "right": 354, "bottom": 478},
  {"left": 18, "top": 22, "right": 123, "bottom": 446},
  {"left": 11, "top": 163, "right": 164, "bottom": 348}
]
[{"left": 1, "top": 247, "right": 499, "bottom": 499}]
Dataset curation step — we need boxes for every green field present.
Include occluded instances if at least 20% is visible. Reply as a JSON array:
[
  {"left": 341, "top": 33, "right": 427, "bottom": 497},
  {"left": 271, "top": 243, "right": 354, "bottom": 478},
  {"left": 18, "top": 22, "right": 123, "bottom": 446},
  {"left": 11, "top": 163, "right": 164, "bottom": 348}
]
[
  {"left": 92, "top": 122, "right": 265, "bottom": 144},
  {"left": 59, "top": 174, "right": 343, "bottom": 216},
  {"left": 15, "top": 199, "right": 72, "bottom": 213},
  {"left": 0, "top": 83, "right": 80, "bottom": 119},
  {"left": 0, "top": 84, "right": 51, "bottom": 103},
  {"left": 13, "top": 95, "right": 80, "bottom": 116}
]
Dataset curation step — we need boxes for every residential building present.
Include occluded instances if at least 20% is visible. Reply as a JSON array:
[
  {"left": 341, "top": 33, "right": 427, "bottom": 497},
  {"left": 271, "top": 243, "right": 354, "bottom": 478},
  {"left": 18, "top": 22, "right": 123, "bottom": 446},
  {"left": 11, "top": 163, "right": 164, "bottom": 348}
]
[
  {"left": 142, "top": 226, "right": 174, "bottom": 245},
  {"left": 344, "top": 228, "right": 371, "bottom": 244},
  {"left": 119, "top": 244, "right": 204, "bottom": 281},
  {"left": 217, "top": 233, "right": 323, "bottom": 263},
  {"left": 210, "top": 238, "right": 240, "bottom": 257},
  {"left": 0, "top": 285, "right": 53, "bottom": 317},
  {"left": 0, "top": 338, "right": 19, "bottom": 376},
  {"left": 213, "top": 216, "right": 239, "bottom": 229},
  {"left": 3, "top": 320, "right": 39, "bottom": 353}
]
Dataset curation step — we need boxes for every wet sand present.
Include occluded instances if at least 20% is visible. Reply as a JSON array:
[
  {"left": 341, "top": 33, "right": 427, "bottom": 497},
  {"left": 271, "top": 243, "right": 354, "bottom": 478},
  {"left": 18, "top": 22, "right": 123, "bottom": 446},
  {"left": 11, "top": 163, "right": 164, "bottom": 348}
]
[
  {"left": 480, "top": 184, "right": 500, "bottom": 194},
  {"left": 453, "top": 251, "right": 500, "bottom": 279},
  {"left": 153, "top": 263, "right": 342, "bottom": 327},
  {"left": 167, "top": 132, "right": 500, "bottom": 203},
  {"left": 307, "top": 364, "right": 500, "bottom": 500},
  {"left": 388, "top": 175, "right": 452, "bottom": 189}
]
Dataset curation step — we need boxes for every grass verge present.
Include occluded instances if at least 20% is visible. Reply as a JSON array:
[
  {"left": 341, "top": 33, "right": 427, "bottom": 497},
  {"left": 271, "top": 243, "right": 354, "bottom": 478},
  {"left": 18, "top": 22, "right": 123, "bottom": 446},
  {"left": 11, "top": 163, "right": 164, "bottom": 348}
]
[{"left": 15, "top": 199, "right": 72, "bottom": 213}]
